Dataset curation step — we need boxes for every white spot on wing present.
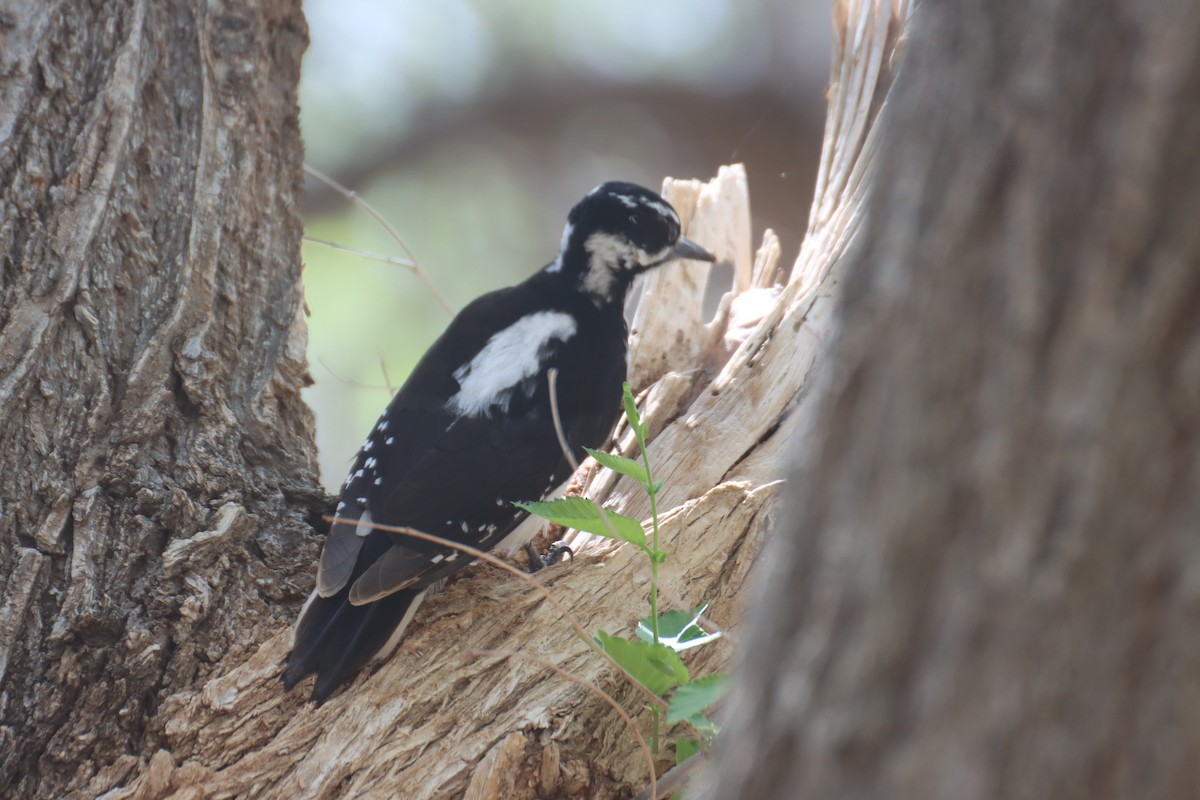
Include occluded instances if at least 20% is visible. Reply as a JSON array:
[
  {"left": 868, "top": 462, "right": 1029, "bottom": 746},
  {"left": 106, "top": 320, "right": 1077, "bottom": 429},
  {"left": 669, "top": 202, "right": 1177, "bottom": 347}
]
[
  {"left": 448, "top": 311, "right": 578, "bottom": 416},
  {"left": 355, "top": 509, "right": 374, "bottom": 537}
]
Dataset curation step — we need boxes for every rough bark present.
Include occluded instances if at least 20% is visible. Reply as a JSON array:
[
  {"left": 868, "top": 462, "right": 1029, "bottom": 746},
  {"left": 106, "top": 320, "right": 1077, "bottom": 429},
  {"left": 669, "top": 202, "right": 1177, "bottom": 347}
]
[
  {"left": 0, "top": 2, "right": 318, "bottom": 797},
  {"left": 710, "top": 0, "right": 1200, "bottom": 798}
]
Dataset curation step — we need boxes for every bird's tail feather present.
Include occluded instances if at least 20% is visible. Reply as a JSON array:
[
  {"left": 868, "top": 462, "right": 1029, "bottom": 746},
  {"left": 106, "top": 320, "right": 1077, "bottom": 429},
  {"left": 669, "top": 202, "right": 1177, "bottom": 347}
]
[{"left": 283, "top": 586, "right": 425, "bottom": 704}]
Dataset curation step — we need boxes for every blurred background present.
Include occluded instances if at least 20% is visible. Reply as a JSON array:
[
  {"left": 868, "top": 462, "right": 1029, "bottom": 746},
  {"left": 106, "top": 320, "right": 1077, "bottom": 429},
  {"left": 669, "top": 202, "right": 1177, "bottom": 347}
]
[{"left": 300, "top": 0, "right": 833, "bottom": 488}]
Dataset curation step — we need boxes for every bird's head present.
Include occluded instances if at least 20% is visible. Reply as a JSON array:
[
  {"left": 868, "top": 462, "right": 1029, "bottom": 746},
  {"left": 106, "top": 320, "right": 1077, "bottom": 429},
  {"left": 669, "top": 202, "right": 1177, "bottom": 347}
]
[{"left": 549, "top": 181, "right": 715, "bottom": 304}]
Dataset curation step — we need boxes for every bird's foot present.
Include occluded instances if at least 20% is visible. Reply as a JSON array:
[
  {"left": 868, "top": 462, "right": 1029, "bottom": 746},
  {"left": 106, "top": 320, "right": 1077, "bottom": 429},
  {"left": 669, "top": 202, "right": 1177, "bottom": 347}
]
[{"left": 524, "top": 541, "right": 574, "bottom": 572}]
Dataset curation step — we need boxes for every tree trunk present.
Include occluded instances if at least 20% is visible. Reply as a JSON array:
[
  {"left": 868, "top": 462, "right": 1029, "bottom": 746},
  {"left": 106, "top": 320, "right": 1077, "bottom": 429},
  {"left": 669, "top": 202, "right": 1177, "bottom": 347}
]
[
  {"left": 0, "top": 2, "right": 318, "bottom": 797},
  {"left": 710, "top": 0, "right": 1200, "bottom": 798}
]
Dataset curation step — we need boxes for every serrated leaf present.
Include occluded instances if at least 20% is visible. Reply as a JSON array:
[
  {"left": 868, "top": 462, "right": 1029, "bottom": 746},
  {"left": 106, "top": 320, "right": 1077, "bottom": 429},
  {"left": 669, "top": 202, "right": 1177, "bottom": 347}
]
[
  {"left": 637, "top": 603, "right": 722, "bottom": 652},
  {"left": 596, "top": 631, "right": 689, "bottom": 696},
  {"left": 667, "top": 674, "right": 730, "bottom": 724},
  {"left": 675, "top": 736, "right": 700, "bottom": 765},
  {"left": 622, "top": 382, "right": 647, "bottom": 440},
  {"left": 514, "top": 497, "right": 647, "bottom": 548},
  {"left": 647, "top": 648, "right": 690, "bottom": 686},
  {"left": 584, "top": 447, "right": 649, "bottom": 485}
]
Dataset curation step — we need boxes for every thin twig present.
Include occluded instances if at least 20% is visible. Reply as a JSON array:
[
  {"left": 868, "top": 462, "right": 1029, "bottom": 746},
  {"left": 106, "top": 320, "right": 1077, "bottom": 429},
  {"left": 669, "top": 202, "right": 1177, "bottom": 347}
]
[
  {"left": 325, "top": 514, "right": 667, "bottom": 711},
  {"left": 377, "top": 350, "right": 396, "bottom": 396},
  {"left": 546, "top": 369, "right": 643, "bottom": 553},
  {"left": 472, "top": 648, "right": 657, "bottom": 800},
  {"left": 315, "top": 354, "right": 391, "bottom": 391},
  {"left": 547, "top": 368, "right": 581, "bottom": 472},
  {"left": 303, "top": 236, "right": 419, "bottom": 271},
  {"left": 303, "top": 163, "right": 456, "bottom": 317}
]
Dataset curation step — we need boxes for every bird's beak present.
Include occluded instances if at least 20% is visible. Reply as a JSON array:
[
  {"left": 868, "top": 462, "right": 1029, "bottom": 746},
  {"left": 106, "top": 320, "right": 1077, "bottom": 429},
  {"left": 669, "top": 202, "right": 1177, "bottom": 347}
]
[{"left": 672, "top": 237, "right": 716, "bottom": 262}]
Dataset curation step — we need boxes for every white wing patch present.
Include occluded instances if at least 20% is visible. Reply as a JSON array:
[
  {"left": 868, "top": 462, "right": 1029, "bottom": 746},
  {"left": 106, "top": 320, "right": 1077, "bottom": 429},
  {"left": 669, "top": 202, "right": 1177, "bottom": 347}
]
[{"left": 448, "top": 311, "right": 577, "bottom": 416}]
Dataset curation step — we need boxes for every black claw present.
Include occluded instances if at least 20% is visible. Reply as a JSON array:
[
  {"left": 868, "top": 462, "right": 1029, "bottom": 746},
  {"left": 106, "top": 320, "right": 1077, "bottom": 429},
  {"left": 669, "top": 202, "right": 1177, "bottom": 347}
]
[
  {"left": 524, "top": 541, "right": 575, "bottom": 572},
  {"left": 524, "top": 542, "right": 545, "bottom": 572},
  {"left": 544, "top": 541, "right": 574, "bottom": 567}
]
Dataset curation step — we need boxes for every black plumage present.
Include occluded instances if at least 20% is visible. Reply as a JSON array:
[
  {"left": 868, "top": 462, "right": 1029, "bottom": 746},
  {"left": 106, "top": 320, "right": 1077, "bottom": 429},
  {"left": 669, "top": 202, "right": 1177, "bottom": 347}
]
[{"left": 283, "top": 181, "right": 714, "bottom": 703}]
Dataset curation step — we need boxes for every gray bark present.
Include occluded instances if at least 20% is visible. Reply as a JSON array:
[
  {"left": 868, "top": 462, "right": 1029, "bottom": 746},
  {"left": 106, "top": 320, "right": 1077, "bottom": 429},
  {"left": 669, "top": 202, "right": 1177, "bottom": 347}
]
[
  {"left": 711, "top": 0, "right": 1200, "bottom": 798},
  {"left": 0, "top": 2, "right": 319, "bottom": 797}
]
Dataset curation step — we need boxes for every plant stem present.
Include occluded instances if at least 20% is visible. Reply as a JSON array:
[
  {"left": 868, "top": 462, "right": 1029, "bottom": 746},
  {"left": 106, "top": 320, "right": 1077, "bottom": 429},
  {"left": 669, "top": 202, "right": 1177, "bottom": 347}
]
[
  {"left": 651, "top": 707, "right": 661, "bottom": 759},
  {"left": 640, "top": 430, "right": 661, "bottom": 647},
  {"left": 638, "top": 419, "right": 663, "bottom": 760}
]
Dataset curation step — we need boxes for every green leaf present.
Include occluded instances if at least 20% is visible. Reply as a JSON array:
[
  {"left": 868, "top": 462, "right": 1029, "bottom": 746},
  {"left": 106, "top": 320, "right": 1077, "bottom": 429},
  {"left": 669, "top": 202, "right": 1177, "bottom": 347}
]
[
  {"left": 685, "top": 711, "right": 719, "bottom": 737},
  {"left": 667, "top": 674, "right": 731, "bottom": 724},
  {"left": 584, "top": 447, "right": 650, "bottom": 486},
  {"left": 675, "top": 736, "right": 700, "bottom": 765},
  {"left": 514, "top": 497, "right": 647, "bottom": 549},
  {"left": 651, "top": 479, "right": 665, "bottom": 494},
  {"left": 637, "top": 603, "right": 722, "bottom": 652},
  {"left": 596, "top": 631, "right": 689, "bottom": 696},
  {"left": 622, "top": 382, "right": 647, "bottom": 440}
]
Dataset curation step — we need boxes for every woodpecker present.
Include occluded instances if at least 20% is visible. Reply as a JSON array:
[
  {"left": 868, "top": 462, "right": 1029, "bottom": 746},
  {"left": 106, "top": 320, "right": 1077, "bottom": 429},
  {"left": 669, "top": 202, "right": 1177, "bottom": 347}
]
[{"left": 283, "top": 182, "right": 715, "bottom": 703}]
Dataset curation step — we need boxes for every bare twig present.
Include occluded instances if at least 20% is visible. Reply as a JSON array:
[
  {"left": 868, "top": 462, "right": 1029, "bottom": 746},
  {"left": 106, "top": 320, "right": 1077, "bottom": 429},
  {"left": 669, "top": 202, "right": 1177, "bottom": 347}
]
[
  {"left": 377, "top": 350, "right": 397, "bottom": 396},
  {"left": 303, "top": 163, "right": 455, "bottom": 316},
  {"left": 546, "top": 368, "right": 581, "bottom": 473},
  {"left": 472, "top": 648, "right": 657, "bottom": 800},
  {"left": 303, "top": 236, "right": 419, "bottom": 271},
  {"left": 315, "top": 354, "right": 391, "bottom": 391},
  {"left": 325, "top": 514, "right": 668, "bottom": 711},
  {"left": 546, "top": 368, "right": 643, "bottom": 553}
]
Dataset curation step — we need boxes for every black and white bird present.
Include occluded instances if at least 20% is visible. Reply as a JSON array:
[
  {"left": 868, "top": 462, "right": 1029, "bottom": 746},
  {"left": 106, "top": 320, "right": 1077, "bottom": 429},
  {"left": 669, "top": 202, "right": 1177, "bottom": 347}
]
[{"left": 283, "top": 181, "right": 714, "bottom": 703}]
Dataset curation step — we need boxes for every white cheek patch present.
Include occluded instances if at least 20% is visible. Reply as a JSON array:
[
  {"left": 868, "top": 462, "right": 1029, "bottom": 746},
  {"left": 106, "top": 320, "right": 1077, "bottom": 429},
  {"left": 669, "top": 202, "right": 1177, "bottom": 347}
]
[
  {"left": 582, "top": 232, "right": 675, "bottom": 300},
  {"left": 583, "top": 232, "right": 628, "bottom": 298},
  {"left": 448, "top": 311, "right": 578, "bottom": 416}
]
